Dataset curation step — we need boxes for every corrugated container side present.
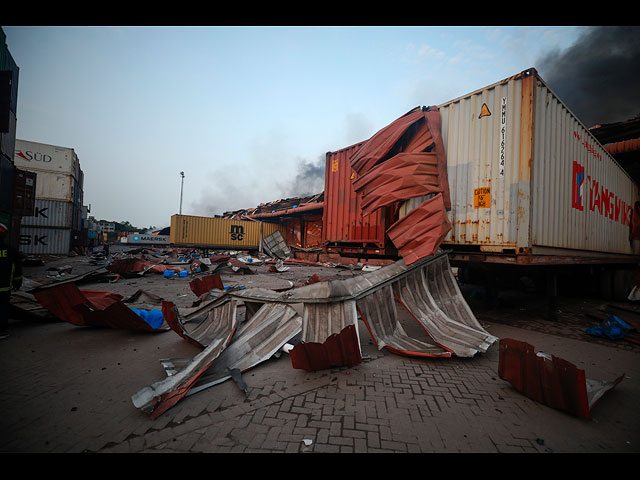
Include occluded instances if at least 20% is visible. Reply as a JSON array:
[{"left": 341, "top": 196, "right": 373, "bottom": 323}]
[
  {"left": 170, "top": 215, "right": 282, "bottom": 248},
  {"left": 531, "top": 80, "right": 639, "bottom": 256},
  {"left": 21, "top": 199, "right": 74, "bottom": 228},
  {"left": 19, "top": 227, "right": 71, "bottom": 255},
  {"left": 323, "top": 143, "right": 392, "bottom": 250},
  {"left": 437, "top": 68, "right": 639, "bottom": 258},
  {"left": 438, "top": 70, "right": 532, "bottom": 249},
  {"left": 31, "top": 170, "right": 74, "bottom": 202},
  {"left": 14, "top": 139, "right": 78, "bottom": 177}
]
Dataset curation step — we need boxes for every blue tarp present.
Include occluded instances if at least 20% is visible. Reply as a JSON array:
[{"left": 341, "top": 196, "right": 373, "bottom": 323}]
[
  {"left": 585, "top": 315, "right": 630, "bottom": 340},
  {"left": 129, "top": 307, "right": 165, "bottom": 330}
]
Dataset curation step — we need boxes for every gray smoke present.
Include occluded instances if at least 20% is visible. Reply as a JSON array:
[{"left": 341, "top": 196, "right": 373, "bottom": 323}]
[
  {"left": 537, "top": 26, "right": 640, "bottom": 128},
  {"left": 287, "top": 155, "right": 326, "bottom": 197}
]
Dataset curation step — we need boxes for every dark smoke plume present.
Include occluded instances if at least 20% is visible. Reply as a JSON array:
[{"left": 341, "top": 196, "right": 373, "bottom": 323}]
[{"left": 537, "top": 26, "right": 640, "bottom": 128}]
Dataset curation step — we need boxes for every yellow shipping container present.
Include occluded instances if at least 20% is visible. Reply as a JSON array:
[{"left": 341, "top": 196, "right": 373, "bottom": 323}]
[{"left": 170, "top": 214, "right": 283, "bottom": 249}]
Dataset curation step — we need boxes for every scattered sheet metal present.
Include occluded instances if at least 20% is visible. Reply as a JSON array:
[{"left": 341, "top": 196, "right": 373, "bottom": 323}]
[
  {"left": 156, "top": 302, "right": 302, "bottom": 398},
  {"left": 131, "top": 308, "right": 238, "bottom": 419},
  {"left": 290, "top": 300, "right": 363, "bottom": 369},
  {"left": 262, "top": 230, "right": 291, "bottom": 260},
  {"left": 267, "top": 259, "right": 290, "bottom": 273},
  {"left": 189, "top": 273, "right": 224, "bottom": 298},
  {"left": 133, "top": 252, "right": 493, "bottom": 417},
  {"left": 357, "top": 285, "right": 452, "bottom": 358},
  {"left": 228, "top": 258, "right": 255, "bottom": 274},
  {"left": 32, "top": 284, "right": 170, "bottom": 332},
  {"left": 162, "top": 297, "right": 238, "bottom": 348},
  {"left": 392, "top": 256, "right": 496, "bottom": 356},
  {"left": 228, "top": 252, "right": 495, "bottom": 360},
  {"left": 498, "top": 338, "right": 625, "bottom": 418},
  {"left": 26, "top": 267, "right": 115, "bottom": 292}
]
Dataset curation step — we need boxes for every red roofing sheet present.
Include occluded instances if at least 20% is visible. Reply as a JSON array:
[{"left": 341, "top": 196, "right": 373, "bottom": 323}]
[
  {"left": 189, "top": 274, "right": 224, "bottom": 297},
  {"left": 290, "top": 324, "right": 362, "bottom": 371},
  {"left": 498, "top": 338, "right": 625, "bottom": 418},
  {"left": 33, "top": 284, "right": 165, "bottom": 332},
  {"left": 386, "top": 193, "right": 451, "bottom": 265}
]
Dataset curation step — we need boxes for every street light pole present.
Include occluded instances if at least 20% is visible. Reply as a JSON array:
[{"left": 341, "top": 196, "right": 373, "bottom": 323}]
[{"left": 179, "top": 171, "right": 185, "bottom": 215}]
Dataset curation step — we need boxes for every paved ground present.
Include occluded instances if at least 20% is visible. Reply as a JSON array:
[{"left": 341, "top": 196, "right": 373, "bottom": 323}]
[{"left": 1, "top": 249, "right": 639, "bottom": 453}]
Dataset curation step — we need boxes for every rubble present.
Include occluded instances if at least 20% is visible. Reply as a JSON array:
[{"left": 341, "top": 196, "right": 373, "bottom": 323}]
[{"left": 15, "top": 244, "right": 630, "bottom": 421}]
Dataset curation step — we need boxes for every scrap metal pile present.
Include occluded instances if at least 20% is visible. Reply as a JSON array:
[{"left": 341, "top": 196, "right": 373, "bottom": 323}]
[{"left": 131, "top": 250, "right": 498, "bottom": 418}]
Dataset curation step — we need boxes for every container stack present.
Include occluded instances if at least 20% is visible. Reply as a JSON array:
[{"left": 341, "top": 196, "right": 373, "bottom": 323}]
[
  {"left": 0, "top": 28, "right": 20, "bottom": 246},
  {"left": 14, "top": 139, "right": 84, "bottom": 255}
]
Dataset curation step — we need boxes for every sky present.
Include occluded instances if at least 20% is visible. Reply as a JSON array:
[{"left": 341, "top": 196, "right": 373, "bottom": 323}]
[{"left": 3, "top": 25, "right": 639, "bottom": 230}]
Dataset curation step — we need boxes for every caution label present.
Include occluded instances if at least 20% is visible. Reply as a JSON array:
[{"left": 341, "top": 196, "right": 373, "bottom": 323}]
[
  {"left": 474, "top": 187, "right": 491, "bottom": 208},
  {"left": 331, "top": 158, "right": 339, "bottom": 172}
]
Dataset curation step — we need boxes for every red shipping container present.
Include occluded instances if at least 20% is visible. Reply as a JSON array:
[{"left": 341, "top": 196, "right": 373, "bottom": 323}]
[{"left": 323, "top": 142, "right": 397, "bottom": 256}]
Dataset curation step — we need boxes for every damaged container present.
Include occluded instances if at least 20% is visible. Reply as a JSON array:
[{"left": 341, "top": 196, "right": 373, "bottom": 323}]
[
  {"left": 323, "top": 142, "right": 397, "bottom": 257},
  {"left": 170, "top": 214, "right": 283, "bottom": 250},
  {"left": 326, "top": 68, "right": 639, "bottom": 264}
]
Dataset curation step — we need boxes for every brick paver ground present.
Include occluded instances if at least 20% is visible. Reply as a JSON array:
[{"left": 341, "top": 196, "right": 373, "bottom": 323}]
[{"left": 1, "top": 311, "right": 638, "bottom": 453}]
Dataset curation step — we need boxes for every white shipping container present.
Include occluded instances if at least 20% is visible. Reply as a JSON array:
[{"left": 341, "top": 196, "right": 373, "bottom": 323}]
[
  {"left": 14, "top": 139, "right": 80, "bottom": 178},
  {"left": 30, "top": 170, "right": 74, "bottom": 202},
  {"left": 21, "top": 199, "right": 74, "bottom": 228},
  {"left": 19, "top": 227, "right": 71, "bottom": 255},
  {"left": 428, "top": 68, "right": 639, "bottom": 262}
]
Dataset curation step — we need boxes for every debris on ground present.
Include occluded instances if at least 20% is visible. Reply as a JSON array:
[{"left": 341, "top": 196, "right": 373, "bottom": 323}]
[{"left": 498, "top": 338, "right": 624, "bottom": 419}]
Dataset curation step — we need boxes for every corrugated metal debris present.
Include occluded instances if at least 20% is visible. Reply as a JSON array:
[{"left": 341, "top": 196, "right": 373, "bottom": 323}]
[
  {"left": 127, "top": 251, "right": 497, "bottom": 417},
  {"left": 229, "top": 251, "right": 496, "bottom": 360},
  {"left": 33, "top": 284, "right": 169, "bottom": 332},
  {"left": 348, "top": 106, "right": 452, "bottom": 265},
  {"left": 498, "top": 338, "right": 624, "bottom": 418},
  {"left": 131, "top": 306, "right": 238, "bottom": 419}
]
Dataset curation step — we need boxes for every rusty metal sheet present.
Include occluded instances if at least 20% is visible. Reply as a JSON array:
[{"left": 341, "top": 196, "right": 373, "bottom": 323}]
[
  {"left": 386, "top": 193, "right": 452, "bottom": 265},
  {"left": 351, "top": 152, "right": 442, "bottom": 215},
  {"left": 189, "top": 273, "right": 224, "bottom": 297},
  {"left": 33, "top": 284, "right": 170, "bottom": 332},
  {"left": 131, "top": 308, "right": 238, "bottom": 419},
  {"left": 498, "top": 338, "right": 625, "bottom": 418},
  {"left": 290, "top": 324, "right": 362, "bottom": 371}
]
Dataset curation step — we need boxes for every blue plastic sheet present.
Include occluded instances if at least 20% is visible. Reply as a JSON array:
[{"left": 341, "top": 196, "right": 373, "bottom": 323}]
[
  {"left": 585, "top": 315, "right": 630, "bottom": 340},
  {"left": 130, "top": 307, "right": 165, "bottom": 330}
]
